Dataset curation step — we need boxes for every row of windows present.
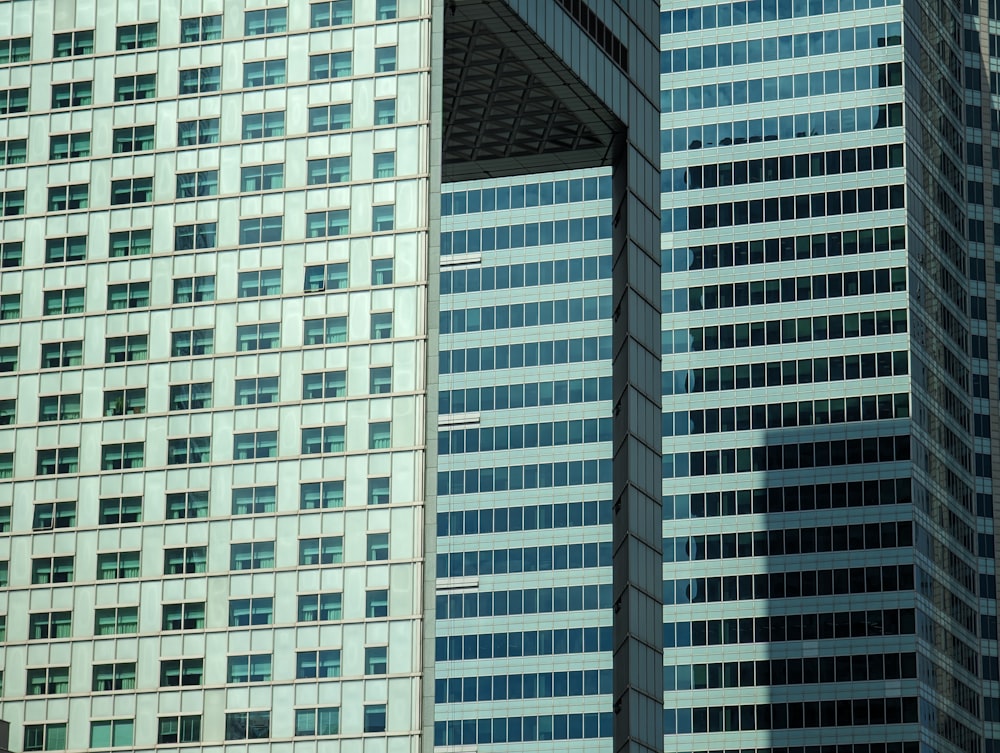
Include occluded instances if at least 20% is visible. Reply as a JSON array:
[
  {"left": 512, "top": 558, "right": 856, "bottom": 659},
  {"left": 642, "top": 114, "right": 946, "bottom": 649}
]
[
  {"left": 438, "top": 376, "right": 611, "bottom": 415},
  {"left": 437, "top": 584, "right": 611, "bottom": 620},
  {"left": 662, "top": 564, "right": 914, "bottom": 606},
  {"left": 662, "top": 308, "right": 908, "bottom": 355},
  {"left": 433, "top": 712, "right": 611, "bottom": 746},
  {"left": 440, "top": 174, "right": 611, "bottom": 216},
  {"left": 440, "top": 255, "right": 610, "bottom": 295},
  {"left": 437, "top": 459, "right": 613, "bottom": 496},
  {"left": 441, "top": 216, "right": 611, "bottom": 256},
  {"left": 440, "top": 418, "right": 612, "bottom": 455},
  {"left": 667, "top": 184, "right": 906, "bottom": 233},
  {"left": 437, "top": 499, "right": 611, "bottom": 537},
  {"left": 661, "top": 102, "right": 902, "bottom": 154},
  {"left": 659, "top": 22, "right": 901, "bottom": 74},
  {"left": 440, "top": 295, "right": 610, "bottom": 335},
  {"left": 661, "top": 392, "right": 910, "bottom": 437},
  {"left": 664, "top": 520, "right": 912, "bottom": 562},
  {"left": 665, "top": 143, "right": 905, "bottom": 193},
  {"left": 662, "top": 350, "right": 909, "bottom": 397},
  {"left": 435, "top": 669, "right": 610, "bottom": 704},
  {"left": 437, "top": 541, "right": 611, "bottom": 579},
  {"left": 658, "top": 0, "right": 900, "bottom": 34},
  {"left": 662, "top": 434, "right": 911, "bottom": 479},
  {"left": 435, "top": 626, "right": 610, "bottom": 663},
  {"left": 439, "top": 335, "right": 612, "bottom": 375},
  {"left": 662, "top": 477, "right": 912, "bottom": 520}
]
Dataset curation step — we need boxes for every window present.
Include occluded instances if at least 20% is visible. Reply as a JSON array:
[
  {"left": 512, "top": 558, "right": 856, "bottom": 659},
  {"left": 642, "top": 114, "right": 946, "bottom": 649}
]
[
  {"left": 173, "top": 275, "right": 215, "bottom": 303},
  {"left": 365, "top": 646, "right": 388, "bottom": 674},
  {"left": 367, "top": 533, "right": 389, "bottom": 561},
  {"left": 23, "top": 724, "right": 67, "bottom": 752},
  {"left": 0, "top": 87, "right": 28, "bottom": 114},
  {"left": 157, "top": 717, "right": 201, "bottom": 745},
  {"left": 295, "top": 707, "right": 341, "bottom": 736},
  {"left": 109, "top": 229, "right": 151, "bottom": 257},
  {"left": 0, "top": 348, "right": 16, "bottom": 374},
  {"left": 113, "top": 125, "right": 155, "bottom": 153},
  {"left": 244, "top": 59, "right": 286, "bottom": 87},
  {"left": 304, "top": 316, "right": 347, "bottom": 344},
  {"left": 36, "top": 447, "right": 79, "bottom": 475},
  {"left": 174, "top": 222, "right": 217, "bottom": 249},
  {"left": 0, "top": 293, "right": 19, "bottom": 320},
  {"left": 1, "top": 189, "right": 24, "bottom": 216},
  {"left": 103, "top": 389, "right": 145, "bottom": 416},
  {"left": 114, "top": 74, "right": 156, "bottom": 101},
  {"left": 177, "top": 117, "right": 220, "bottom": 145},
  {"left": 105, "top": 334, "right": 148, "bottom": 362},
  {"left": 93, "top": 663, "right": 135, "bottom": 691},
  {"left": 373, "top": 151, "right": 395, "bottom": 178},
  {"left": 375, "top": 46, "right": 397, "bottom": 72},
  {"left": 366, "top": 589, "right": 388, "bottom": 617},
  {"left": 301, "top": 426, "right": 345, "bottom": 454},
  {"left": 308, "top": 156, "right": 351, "bottom": 184},
  {"left": 227, "top": 654, "right": 272, "bottom": 683},
  {"left": 241, "top": 163, "right": 284, "bottom": 191},
  {"left": 242, "top": 111, "right": 285, "bottom": 139},
  {"left": 32, "top": 556, "right": 75, "bottom": 584},
  {"left": 29, "top": 611, "right": 72, "bottom": 639},
  {"left": 39, "top": 393, "right": 81, "bottom": 421},
  {"left": 162, "top": 602, "right": 205, "bottom": 631},
  {"left": 300, "top": 481, "right": 345, "bottom": 509},
  {"left": 304, "top": 262, "right": 348, "bottom": 291},
  {"left": 54, "top": 29, "right": 93, "bottom": 57},
  {"left": 371, "top": 312, "right": 393, "bottom": 338},
  {"left": 48, "top": 184, "right": 89, "bottom": 210},
  {"left": 308, "top": 103, "right": 351, "bottom": 132},
  {"left": 179, "top": 66, "right": 221, "bottom": 94},
  {"left": 232, "top": 486, "right": 276, "bottom": 514},
  {"left": 167, "top": 436, "right": 211, "bottom": 464},
  {"left": 0, "top": 37, "right": 30, "bottom": 64},
  {"left": 0, "top": 138, "right": 26, "bottom": 165},
  {"left": 364, "top": 704, "right": 387, "bottom": 733},
  {"left": 116, "top": 23, "right": 157, "bottom": 50},
  {"left": 50, "top": 132, "right": 90, "bottom": 159},
  {"left": 239, "top": 269, "right": 282, "bottom": 297},
  {"left": 176, "top": 170, "right": 218, "bottom": 197},
  {"left": 372, "top": 258, "right": 394, "bottom": 284},
  {"left": 368, "top": 476, "right": 390, "bottom": 505},
  {"left": 89, "top": 720, "right": 134, "bottom": 750},
  {"left": 236, "top": 377, "right": 279, "bottom": 405},
  {"left": 180, "top": 15, "right": 221, "bottom": 42},
  {"left": 43, "top": 288, "right": 85, "bottom": 316},
  {"left": 46, "top": 236, "right": 86, "bottom": 262},
  {"left": 302, "top": 371, "right": 346, "bottom": 399},
  {"left": 32, "top": 501, "right": 76, "bottom": 529},
  {"left": 229, "top": 597, "right": 273, "bottom": 626},
  {"left": 231, "top": 541, "right": 275, "bottom": 570},
  {"left": 1, "top": 242, "right": 21, "bottom": 268},
  {"left": 296, "top": 649, "right": 341, "bottom": 678},
  {"left": 237, "top": 323, "right": 280, "bottom": 350},
  {"left": 239, "top": 216, "right": 283, "bottom": 244},
  {"left": 107, "top": 281, "right": 150, "bottom": 309},
  {"left": 310, "top": 0, "right": 353, "bottom": 27},
  {"left": 0, "top": 399, "right": 13, "bottom": 426},
  {"left": 309, "top": 51, "right": 352, "bottom": 79},
  {"left": 297, "top": 592, "right": 342, "bottom": 621},
  {"left": 171, "top": 329, "right": 214, "bottom": 356},
  {"left": 372, "top": 204, "right": 395, "bottom": 231},
  {"left": 94, "top": 606, "right": 138, "bottom": 636},
  {"left": 100, "top": 442, "right": 144, "bottom": 470},
  {"left": 41, "top": 341, "right": 82, "bottom": 368},
  {"left": 164, "top": 546, "right": 207, "bottom": 575},
  {"left": 111, "top": 177, "right": 153, "bottom": 205},
  {"left": 307, "top": 209, "right": 350, "bottom": 237},
  {"left": 26, "top": 666, "right": 70, "bottom": 695},
  {"left": 246, "top": 7, "right": 287, "bottom": 34},
  {"left": 376, "top": 0, "right": 397, "bottom": 19},
  {"left": 166, "top": 491, "right": 209, "bottom": 519},
  {"left": 51, "top": 80, "right": 92, "bottom": 108},
  {"left": 98, "top": 496, "right": 142, "bottom": 525},
  {"left": 374, "top": 99, "right": 396, "bottom": 125},
  {"left": 233, "top": 431, "right": 278, "bottom": 459},
  {"left": 225, "top": 712, "right": 271, "bottom": 740},
  {"left": 299, "top": 536, "right": 343, "bottom": 565},
  {"left": 169, "top": 382, "right": 212, "bottom": 410},
  {"left": 96, "top": 551, "right": 140, "bottom": 580},
  {"left": 160, "top": 658, "right": 203, "bottom": 686}
]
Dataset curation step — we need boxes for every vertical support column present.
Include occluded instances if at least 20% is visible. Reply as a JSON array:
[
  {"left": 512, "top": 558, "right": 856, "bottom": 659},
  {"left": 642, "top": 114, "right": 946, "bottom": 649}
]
[{"left": 611, "top": 130, "right": 663, "bottom": 753}]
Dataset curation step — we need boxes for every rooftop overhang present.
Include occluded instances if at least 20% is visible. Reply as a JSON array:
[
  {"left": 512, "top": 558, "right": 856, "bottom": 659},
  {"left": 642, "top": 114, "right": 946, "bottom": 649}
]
[{"left": 441, "top": 0, "right": 624, "bottom": 182}]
